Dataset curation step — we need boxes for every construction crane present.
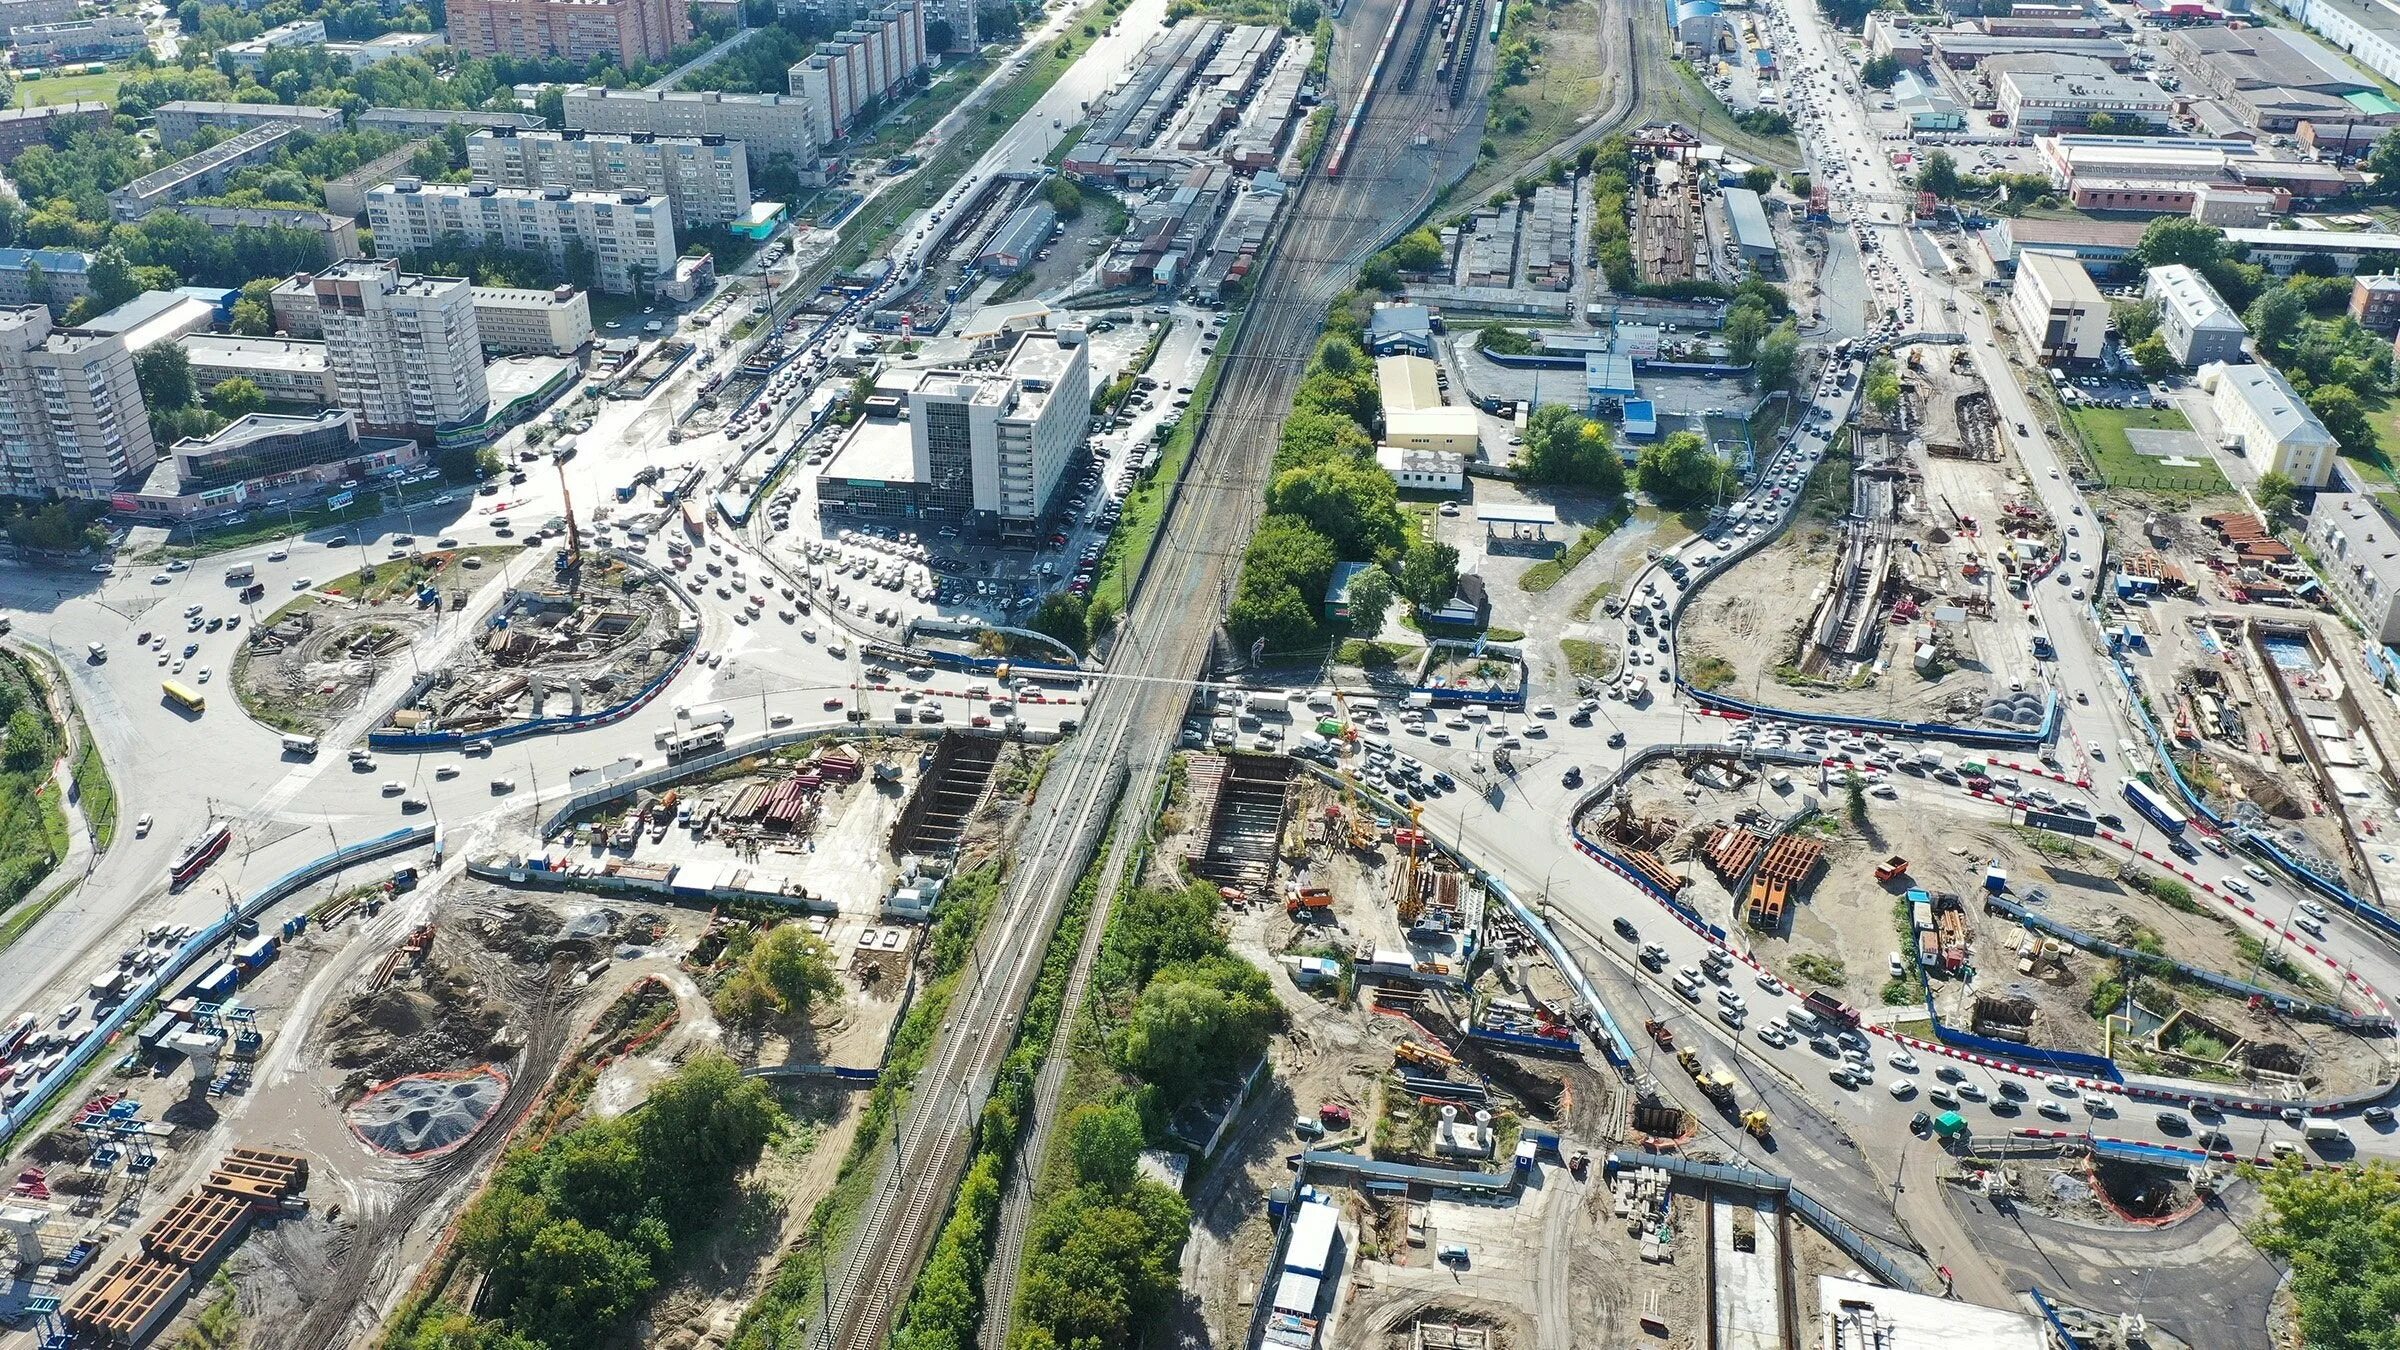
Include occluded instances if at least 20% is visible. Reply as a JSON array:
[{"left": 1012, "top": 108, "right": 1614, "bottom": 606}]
[
  {"left": 554, "top": 455, "right": 583, "bottom": 587},
  {"left": 1392, "top": 802, "right": 1430, "bottom": 927},
  {"left": 1336, "top": 772, "right": 1378, "bottom": 851}
]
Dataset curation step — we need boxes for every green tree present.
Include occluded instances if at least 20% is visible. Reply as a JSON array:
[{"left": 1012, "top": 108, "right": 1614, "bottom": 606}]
[
  {"left": 1518, "top": 402, "right": 1625, "bottom": 492},
  {"left": 2256, "top": 470, "right": 2299, "bottom": 518},
  {"left": 1864, "top": 357, "right": 1901, "bottom": 417},
  {"left": 4, "top": 709, "right": 48, "bottom": 772},
  {"left": 229, "top": 296, "right": 273, "bottom": 335},
  {"left": 1397, "top": 540, "right": 1460, "bottom": 609},
  {"left": 1272, "top": 406, "right": 1374, "bottom": 473},
  {"left": 1755, "top": 321, "right": 1801, "bottom": 390},
  {"left": 751, "top": 925, "right": 838, "bottom": 1017},
  {"left": 135, "top": 343, "right": 196, "bottom": 411},
  {"left": 1724, "top": 302, "right": 1770, "bottom": 365},
  {"left": 1063, "top": 1102, "right": 1144, "bottom": 1189},
  {"left": 1119, "top": 958, "right": 1279, "bottom": 1100},
  {"left": 1265, "top": 456, "right": 1405, "bottom": 559},
  {"left": 2253, "top": 1159, "right": 2400, "bottom": 1350},
  {"left": 506, "top": 1219, "right": 659, "bottom": 1347},
  {"left": 1916, "top": 150, "right": 1960, "bottom": 200},
  {"left": 2111, "top": 298, "right": 2160, "bottom": 344},
  {"left": 2248, "top": 285, "right": 2307, "bottom": 358},
  {"left": 1741, "top": 165, "right": 1777, "bottom": 195},
  {"left": 87, "top": 248, "right": 141, "bottom": 313},
  {"left": 1046, "top": 176, "right": 1084, "bottom": 221},
  {"left": 208, "top": 376, "right": 267, "bottom": 417},
  {"left": 1860, "top": 53, "right": 1901, "bottom": 87},
  {"left": 1342, "top": 564, "right": 1394, "bottom": 637},
  {"left": 1385, "top": 227, "right": 1443, "bottom": 273},
  {"left": 1229, "top": 514, "right": 1338, "bottom": 655},
  {"left": 1637, "top": 431, "right": 1731, "bottom": 507},
  {"left": 536, "top": 84, "right": 567, "bottom": 127},
  {"left": 2132, "top": 216, "right": 2227, "bottom": 272},
  {"left": 1030, "top": 591, "right": 1090, "bottom": 653},
  {"left": 2309, "top": 384, "right": 2375, "bottom": 454},
  {"left": 2129, "top": 335, "right": 2175, "bottom": 382}
]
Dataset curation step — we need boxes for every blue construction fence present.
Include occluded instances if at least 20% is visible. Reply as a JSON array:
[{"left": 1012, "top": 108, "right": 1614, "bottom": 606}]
[
  {"left": 0, "top": 825, "right": 432, "bottom": 1143},
  {"left": 2108, "top": 651, "right": 2400, "bottom": 945},
  {"left": 1984, "top": 891, "right": 2388, "bottom": 1032},
  {"left": 1677, "top": 681, "right": 2060, "bottom": 750},
  {"left": 2028, "top": 1288, "right": 2089, "bottom": 1350},
  {"left": 369, "top": 645, "right": 693, "bottom": 751},
  {"left": 864, "top": 638, "right": 1083, "bottom": 681}
]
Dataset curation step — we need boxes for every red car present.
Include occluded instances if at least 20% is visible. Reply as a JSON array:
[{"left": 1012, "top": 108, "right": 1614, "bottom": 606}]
[{"left": 823, "top": 696, "right": 845, "bottom": 710}]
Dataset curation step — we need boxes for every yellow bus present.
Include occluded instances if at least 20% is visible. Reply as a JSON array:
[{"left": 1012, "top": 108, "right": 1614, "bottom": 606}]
[{"left": 161, "top": 680, "right": 205, "bottom": 714}]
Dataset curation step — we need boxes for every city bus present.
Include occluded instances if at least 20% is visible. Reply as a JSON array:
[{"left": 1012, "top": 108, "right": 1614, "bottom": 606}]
[{"left": 161, "top": 680, "right": 205, "bottom": 714}]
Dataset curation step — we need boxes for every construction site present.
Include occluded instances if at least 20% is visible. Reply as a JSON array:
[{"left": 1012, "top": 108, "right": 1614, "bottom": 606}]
[
  {"left": 1678, "top": 347, "right": 2059, "bottom": 725},
  {"left": 232, "top": 547, "right": 513, "bottom": 736},
  {"left": 371, "top": 548, "right": 696, "bottom": 738},
  {"left": 2112, "top": 578, "right": 2400, "bottom": 902},
  {"left": 516, "top": 731, "right": 1037, "bottom": 924}
]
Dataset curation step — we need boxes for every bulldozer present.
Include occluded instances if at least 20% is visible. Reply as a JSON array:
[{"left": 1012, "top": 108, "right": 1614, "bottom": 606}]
[
  {"left": 1742, "top": 1109, "right": 1772, "bottom": 1140},
  {"left": 1674, "top": 1047, "right": 1702, "bottom": 1076}
]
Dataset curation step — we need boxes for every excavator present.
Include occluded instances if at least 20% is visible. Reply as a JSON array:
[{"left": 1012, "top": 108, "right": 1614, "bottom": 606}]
[{"left": 1395, "top": 1039, "right": 1459, "bottom": 1070}]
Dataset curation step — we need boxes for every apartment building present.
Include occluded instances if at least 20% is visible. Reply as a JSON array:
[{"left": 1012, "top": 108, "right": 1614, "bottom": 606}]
[
  {"left": 466, "top": 127, "right": 753, "bottom": 228},
  {"left": 108, "top": 125, "right": 301, "bottom": 222},
  {"left": 358, "top": 106, "right": 548, "bottom": 137},
  {"left": 309, "top": 259, "right": 490, "bottom": 443},
  {"left": 0, "top": 0, "right": 77, "bottom": 36},
  {"left": 2351, "top": 274, "right": 2400, "bottom": 337},
  {"left": 152, "top": 100, "right": 340, "bottom": 146},
  {"left": 2142, "top": 265, "right": 2248, "bottom": 368},
  {"left": 2201, "top": 359, "right": 2339, "bottom": 487},
  {"left": 175, "top": 206, "right": 361, "bottom": 263},
  {"left": 0, "top": 305, "right": 157, "bottom": 500},
  {"left": 2307, "top": 491, "right": 2400, "bottom": 644},
  {"left": 365, "top": 179, "right": 680, "bottom": 296},
  {"left": 0, "top": 247, "right": 91, "bottom": 313},
  {"left": 470, "top": 284, "right": 593, "bottom": 355},
  {"left": 220, "top": 18, "right": 327, "bottom": 70},
  {"left": 908, "top": 329, "right": 1089, "bottom": 538},
  {"left": 563, "top": 87, "right": 823, "bottom": 172},
  {"left": 0, "top": 102, "right": 103, "bottom": 163},
  {"left": 787, "top": 0, "right": 929, "bottom": 143},
  {"left": 6, "top": 14, "right": 149, "bottom": 61},
  {"left": 2010, "top": 251, "right": 2108, "bottom": 363},
  {"left": 182, "top": 334, "right": 335, "bottom": 405},
  {"left": 446, "top": 0, "right": 688, "bottom": 66}
]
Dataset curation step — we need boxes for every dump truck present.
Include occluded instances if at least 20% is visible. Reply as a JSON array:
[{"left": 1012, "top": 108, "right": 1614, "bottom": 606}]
[
  {"left": 1874, "top": 855, "right": 1911, "bottom": 883},
  {"left": 1286, "top": 887, "right": 1332, "bottom": 919},
  {"left": 1644, "top": 1018, "right": 1676, "bottom": 1050}
]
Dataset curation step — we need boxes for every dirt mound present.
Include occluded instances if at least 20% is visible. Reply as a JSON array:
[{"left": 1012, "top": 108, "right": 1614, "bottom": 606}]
[
  {"left": 2221, "top": 759, "right": 2304, "bottom": 819},
  {"left": 470, "top": 901, "right": 609, "bottom": 964},
  {"left": 326, "top": 967, "right": 514, "bottom": 1085}
]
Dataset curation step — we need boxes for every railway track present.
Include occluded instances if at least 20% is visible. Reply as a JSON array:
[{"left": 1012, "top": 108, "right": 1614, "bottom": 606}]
[{"left": 813, "top": 2, "right": 1490, "bottom": 1343}]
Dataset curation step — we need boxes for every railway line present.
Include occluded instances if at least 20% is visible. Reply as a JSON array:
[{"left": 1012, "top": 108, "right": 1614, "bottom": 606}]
[{"left": 809, "top": 0, "right": 1487, "bottom": 1343}]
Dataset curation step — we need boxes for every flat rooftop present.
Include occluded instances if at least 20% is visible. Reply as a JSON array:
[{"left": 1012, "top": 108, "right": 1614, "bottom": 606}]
[
  {"left": 1816, "top": 1277, "right": 2044, "bottom": 1350},
  {"left": 820, "top": 411, "right": 918, "bottom": 485},
  {"left": 182, "top": 333, "right": 326, "bottom": 371}
]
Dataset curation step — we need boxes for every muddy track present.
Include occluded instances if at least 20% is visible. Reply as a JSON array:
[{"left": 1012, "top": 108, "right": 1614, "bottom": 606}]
[{"left": 262, "top": 958, "right": 577, "bottom": 1350}]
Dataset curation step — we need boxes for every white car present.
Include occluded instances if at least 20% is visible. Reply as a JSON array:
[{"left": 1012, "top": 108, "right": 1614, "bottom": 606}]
[
  {"left": 135, "top": 814, "right": 152, "bottom": 837},
  {"left": 1888, "top": 1049, "right": 1919, "bottom": 1074},
  {"left": 1889, "top": 1077, "right": 1918, "bottom": 1099}
]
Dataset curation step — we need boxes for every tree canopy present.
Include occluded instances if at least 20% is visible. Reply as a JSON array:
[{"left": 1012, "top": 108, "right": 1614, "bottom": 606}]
[
  {"left": 1637, "top": 431, "right": 1733, "bottom": 507},
  {"left": 1518, "top": 403, "right": 1625, "bottom": 492}
]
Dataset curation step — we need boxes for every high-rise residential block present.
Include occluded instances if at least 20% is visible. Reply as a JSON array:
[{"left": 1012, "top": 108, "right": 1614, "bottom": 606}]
[
  {"left": 466, "top": 127, "right": 753, "bottom": 228},
  {"left": 787, "top": 0, "right": 928, "bottom": 143},
  {"left": 365, "top": 179, "right": 681, "bottom": 296},
  {"left": 446, "top": 0, "right": 688, "bottom": 67},
  {"left": 0, "top": 304, "right": 157, "bottom": 500},
  {"left": 309, "top": 259, "right": 491, "bottom": 443},
  {"left": 563, "top": 86, "right": 823, "bottom": 173}
]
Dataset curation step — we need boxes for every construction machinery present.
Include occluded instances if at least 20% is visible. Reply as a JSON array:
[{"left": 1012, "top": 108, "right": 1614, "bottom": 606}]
[
  {"left": 1696, "top": 1068, "right": 1738, "bottom": 1111},
  {"left": 1395, "top": 1039, "right": 1459, "bottom": 1070},
  {"left": 1335, "top": 773, "right": 1379, "bottom": 851},
  {"left": 1644, "top": 1019, "right": 1676, "bottom": 1050},
  {"left": 1391, "top": 803, "right": 1430, "bottom": 926},
  {"left": 1674, "top": 1047, "right": 1701, "bottom": 1076},
  {"left": 1287, "top": 887, "right": 1332, "bottom": 920},
  {"left": 1742, "top": 1109, "right": 1772, "bottom": 1139},
  {"left": 1874, "top": 855, "right": 1911, "bottom": 883}
]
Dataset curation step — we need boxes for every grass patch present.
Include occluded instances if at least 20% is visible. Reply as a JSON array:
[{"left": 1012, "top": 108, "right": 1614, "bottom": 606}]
[
  {"left": 2063, "top": 403, "right": 2229, "bottom": 495},
  {"left": 12, "top": 67, "right": 126, "bottom": 107},
  {"left": 1571, "top": 579, "right": 1615, "bottom": 621},
  {"left": 172, "top": 1273, "right": 240, "bottom": 1350},
  {"left": 1684, "top": 652, "right": 1737, "bottom": 691},
  {"left": 0, "top": 885, "right": 64, "bottom": 952},
  {"left": 1337, "top": 639, "right": 1412, "bottom": 669},
  {"left": 315, "top": 546, "right": 516, "bottom": 605},
  {"left": 1882, "top": 897, "right": 1925, "bottom": 1006},
  {"left": 852, "top": 53, "right": 999, "bottom": 158},
  {"left": 1789, "top": 952, "right": 1845, "bottom": 987},
  {"left": 1517, "top": 509, "right": 1627, "bottom": 592},
  {"left": 73, "top": 736, "right": 114, "bottom": 851},
  {"left": 1560, "top": 637, "right": 1616, "bottom": 681},
  {"left": 1457, "top": 0, "right": 1608, "bottom": 204},
  {"left": 0, "top": 652, "right": 69, "bottom": 927},
  {"left": 154, "top": 496, "right": 390, "bottom": 560}
]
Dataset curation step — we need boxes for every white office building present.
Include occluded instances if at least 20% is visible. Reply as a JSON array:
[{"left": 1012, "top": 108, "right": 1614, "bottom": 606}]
[
  {"left": 220, "top": 18, "right": 326, "bottom": 69},
  {"left": 0, "top": 304, "right": 156, "bottom": 500},
  {"left": 2010, "top": 251, "right": 2108, "bottom": 363},
  {"left": 182, "top": 334, "right": 335, "bottom": 406},
  {"left": 908, "top": 329, "right": 1089, "bottom": 539},
  {"left": 1376, "top": 445, "right": 1465, "bottom": 493},
  {"left": 470, "top": 284, "right": 594, "bottom": 355},
  {"left": 2201, "top": 359, "right": 2339, "bottom": 488},
  {"left": 466, "top": 127, "right": 753, "bottom": 228},
  {"left": 365, "top": 179, "right": 680, "bottom": 296},
  {"left": 2141, "top": 264, "right": 2248, "bottom": 368},
  {"left": 309, "top": 259, "right": 490, "bottom": 442}
]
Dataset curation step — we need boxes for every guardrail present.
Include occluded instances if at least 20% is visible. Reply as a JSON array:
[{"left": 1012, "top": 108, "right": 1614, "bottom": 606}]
[
  {"left": 0, "top": 825, "right": 433, "bottom": 1143},
  {"left": 1603, "top": 1148, "right": 1927, "bottom": 1294}
]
